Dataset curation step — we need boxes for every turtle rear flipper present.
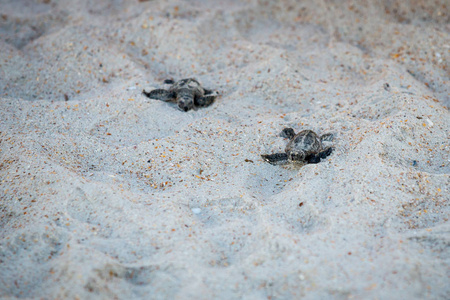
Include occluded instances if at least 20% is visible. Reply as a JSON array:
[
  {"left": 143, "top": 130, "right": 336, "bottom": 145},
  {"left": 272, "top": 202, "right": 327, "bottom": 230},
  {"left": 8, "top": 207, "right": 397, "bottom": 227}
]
[
  {"left": 320, "top": 133, "right": 334, "bottom": 142},
  {"left": 143, "top": 89, "right": 176, "bottom": 101},
  {"left": 203, "top": 88, "right": 215, "bottom": 95},
  {"left": 280, "top": 128, "right": 295, "bottom": 139},
  {"left": 261, "top": 153, "right": 289, "bottom": 165}
]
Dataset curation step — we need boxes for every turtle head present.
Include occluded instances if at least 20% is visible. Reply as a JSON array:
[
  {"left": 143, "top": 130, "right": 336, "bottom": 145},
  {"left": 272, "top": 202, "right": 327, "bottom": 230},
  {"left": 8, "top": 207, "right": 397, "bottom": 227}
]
[
  {"left": 288, "top": 150, "right": 305, "bottom": 162},
  {"left": 177, "top": 96, "right": 194, "bottom": 112}
]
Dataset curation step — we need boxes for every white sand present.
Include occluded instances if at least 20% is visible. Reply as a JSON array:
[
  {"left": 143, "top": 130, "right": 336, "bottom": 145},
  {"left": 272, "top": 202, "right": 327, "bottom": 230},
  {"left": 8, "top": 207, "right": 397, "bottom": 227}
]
[{"left": 1, "top": 0, "right": 449, "bottom": 298}]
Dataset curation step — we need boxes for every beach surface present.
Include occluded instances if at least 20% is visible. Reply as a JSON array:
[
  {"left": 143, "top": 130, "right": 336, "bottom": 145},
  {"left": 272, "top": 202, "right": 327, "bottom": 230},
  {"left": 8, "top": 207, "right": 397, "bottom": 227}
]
[{"left": 1, "top": 0, "right": 449, "bottom": 298}]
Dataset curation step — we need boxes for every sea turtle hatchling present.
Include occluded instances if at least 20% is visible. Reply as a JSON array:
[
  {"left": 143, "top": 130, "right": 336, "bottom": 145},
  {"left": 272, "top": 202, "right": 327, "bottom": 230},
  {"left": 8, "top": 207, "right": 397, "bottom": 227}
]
[
  {"left": 261, "top": 128, "right": 334, "bottom": 165},
  {"left": 142, "top": 78, "right": 218, "bottom": 112}
]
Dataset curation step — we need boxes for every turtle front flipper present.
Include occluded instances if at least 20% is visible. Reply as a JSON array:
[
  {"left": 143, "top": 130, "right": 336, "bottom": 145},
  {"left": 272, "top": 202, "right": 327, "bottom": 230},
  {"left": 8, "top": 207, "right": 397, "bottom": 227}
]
[
  {"left": 261, "top": 153, "right": 289, "bottom": 165},
  {"left": 319, "top": 147, "right": 333, "bottom": 159},
  {"left": 305, "top": 153, "right": 321, "bottom": 164},
  {"left": 305, "top": 147, "right": 333, "bottom": 164},
  {"left": 143, "top": 89, "right": 176, "bottom": 101},
  {"left": 195, "top": 92, "right": 217, "bottom": 108}
]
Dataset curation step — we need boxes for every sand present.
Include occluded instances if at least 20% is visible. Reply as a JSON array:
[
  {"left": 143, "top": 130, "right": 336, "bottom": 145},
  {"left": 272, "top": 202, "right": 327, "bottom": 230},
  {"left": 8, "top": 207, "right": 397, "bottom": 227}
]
[{"left": 0, "top": 0, "right": 449, "bottom": 299}]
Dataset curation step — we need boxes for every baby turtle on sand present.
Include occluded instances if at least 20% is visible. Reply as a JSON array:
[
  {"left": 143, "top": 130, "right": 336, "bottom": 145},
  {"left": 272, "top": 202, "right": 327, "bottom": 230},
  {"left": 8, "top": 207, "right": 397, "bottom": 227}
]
[
  {"left": 142, "top": 78, "right": 218, "bottom": 112},
  {"left": 262, "top": 128, "right": 334, "bottom": 165}
]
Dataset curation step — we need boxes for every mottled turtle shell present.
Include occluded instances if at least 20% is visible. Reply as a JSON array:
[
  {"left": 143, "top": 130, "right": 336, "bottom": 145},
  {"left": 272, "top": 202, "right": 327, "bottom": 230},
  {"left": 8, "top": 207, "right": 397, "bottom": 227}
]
[
  {"left": 285, "top": 130, "right": 322, "bottom": 156},
  {"left": 169, "top": 78, "right": 204, "bottom": 97}
]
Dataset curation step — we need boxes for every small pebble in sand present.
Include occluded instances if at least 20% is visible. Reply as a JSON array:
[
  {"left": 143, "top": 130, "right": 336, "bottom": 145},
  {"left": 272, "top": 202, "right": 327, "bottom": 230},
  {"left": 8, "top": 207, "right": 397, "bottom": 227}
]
[{"left": 191, "top": 208, "right": 202, "bottom": 214}]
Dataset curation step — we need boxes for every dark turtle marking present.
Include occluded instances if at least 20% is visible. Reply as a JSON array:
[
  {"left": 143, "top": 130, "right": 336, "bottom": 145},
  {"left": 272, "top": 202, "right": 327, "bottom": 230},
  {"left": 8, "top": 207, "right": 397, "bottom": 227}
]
[
  {"left": 262, "top": 128, "right": 334, "bottom": 165},
  {"left": 142, "top": 78, "right": 218, "bottom": 112}
]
